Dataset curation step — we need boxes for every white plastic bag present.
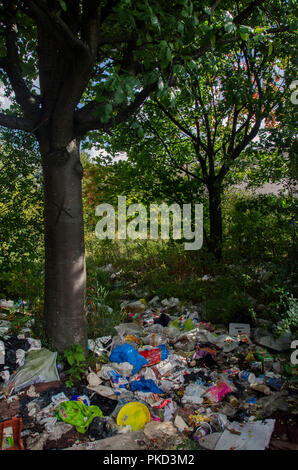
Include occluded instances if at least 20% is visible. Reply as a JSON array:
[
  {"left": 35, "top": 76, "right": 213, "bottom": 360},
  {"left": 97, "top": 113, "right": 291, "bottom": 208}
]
[{"left": 8, "top": 348, "right": 60, "bottom": 393}]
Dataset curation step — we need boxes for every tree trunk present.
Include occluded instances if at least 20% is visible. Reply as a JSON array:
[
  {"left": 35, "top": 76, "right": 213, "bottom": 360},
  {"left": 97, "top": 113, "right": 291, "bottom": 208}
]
[
  {"left": 208, "top": 180, "right": 223, "bottom": 260},
  {"left": 40, "top": 136, "right": 87, "bottom": 353}
]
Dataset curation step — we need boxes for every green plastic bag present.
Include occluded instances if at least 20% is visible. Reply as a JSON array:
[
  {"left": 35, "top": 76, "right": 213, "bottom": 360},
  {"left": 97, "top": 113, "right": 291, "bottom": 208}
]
[
  {"left": 170, "top": 318, "right": 194, "bottom": 332},
  {"left": 55, "top": 400, "right": 103, "bottom": 433}
]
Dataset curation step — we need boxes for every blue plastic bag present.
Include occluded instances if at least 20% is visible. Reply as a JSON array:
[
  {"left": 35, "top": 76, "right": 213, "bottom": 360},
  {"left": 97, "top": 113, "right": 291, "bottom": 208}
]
[
  {"left": 109, "top": 344, "right": 148, "bottom": 375},
  {"left": 159, "top": 344, "right": 169, "bottom": 361},
  {"left": 130, "top": 378, "right": 164, "bottom": 394}
]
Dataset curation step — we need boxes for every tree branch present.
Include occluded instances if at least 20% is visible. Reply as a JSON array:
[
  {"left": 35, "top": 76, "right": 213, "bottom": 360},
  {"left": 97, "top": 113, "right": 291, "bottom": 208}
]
[
  {"left": 1, "top": 5, "right": 40, "bottom": 118},
  {"left": 74, "top": 84, "right": 156, "bottom": 135},
  {"left": 24, "top": 0, "right": 90, "bottom": 56},
  {"left": 145, "top": 119, "right": 205, "bottom": 184},
  {"left": 0, "top": 112, "right": 35, "bottom": 131},
  {"left": 154, "top": 99, "right": 198, "bottom": 145}
]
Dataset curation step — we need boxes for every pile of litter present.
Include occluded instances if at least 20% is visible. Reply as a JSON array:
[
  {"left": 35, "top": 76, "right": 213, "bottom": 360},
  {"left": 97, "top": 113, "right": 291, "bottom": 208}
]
[{"left": 0, "top": 296, "right": 297, "bottom": 451}]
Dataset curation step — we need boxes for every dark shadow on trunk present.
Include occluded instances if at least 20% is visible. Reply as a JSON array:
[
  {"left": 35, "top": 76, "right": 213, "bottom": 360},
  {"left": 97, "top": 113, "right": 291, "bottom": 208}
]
[{"left": 41, "top": 138, "right": 87, "bottom": 353}]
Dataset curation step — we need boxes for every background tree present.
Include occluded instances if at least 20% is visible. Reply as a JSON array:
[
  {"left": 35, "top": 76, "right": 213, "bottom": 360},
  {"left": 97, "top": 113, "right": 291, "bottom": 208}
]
[
  {"left": 104, "top": 25, "right": 296, "bottom": 259},
  {"left": 0, "top": 0, "right": 293, "bottom": 351}
]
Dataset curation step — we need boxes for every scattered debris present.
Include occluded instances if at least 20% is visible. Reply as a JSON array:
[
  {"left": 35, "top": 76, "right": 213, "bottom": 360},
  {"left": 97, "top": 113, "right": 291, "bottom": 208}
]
[{"left": 0, "top": 295, "right": 297, "bottom": 451}]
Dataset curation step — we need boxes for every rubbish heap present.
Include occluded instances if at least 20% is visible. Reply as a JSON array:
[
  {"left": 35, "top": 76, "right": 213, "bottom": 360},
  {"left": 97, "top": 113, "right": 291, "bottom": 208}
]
[{"left": 0, "top": 296, "right": 297, "bottom": 451}]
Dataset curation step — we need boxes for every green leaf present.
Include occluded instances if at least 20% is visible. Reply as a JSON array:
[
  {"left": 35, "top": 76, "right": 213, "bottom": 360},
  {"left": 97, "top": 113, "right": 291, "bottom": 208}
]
[
  {"left": 240, "top": 32, "right": 249, "bottom": 41},
  {"left": 137, "top": 126, "right": 144, "bottom": 138},
  {"left": 58, "top": 0, "right": 67, "bottom": 11},
  {"left": 114, "top": 86, "right": 126, "bottom": 104}
]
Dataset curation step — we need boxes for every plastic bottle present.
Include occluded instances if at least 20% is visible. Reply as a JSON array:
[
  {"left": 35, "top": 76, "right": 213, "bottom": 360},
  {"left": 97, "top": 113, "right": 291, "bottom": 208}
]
[
  {"left": 238, "top": 370, "right": 256, "bottom": 384},
  {"left": 250, "top": 383, "right": 271, "bottom": 395},
  {"left": 228, "top": 394, "right": 239, "bottom": 407}
]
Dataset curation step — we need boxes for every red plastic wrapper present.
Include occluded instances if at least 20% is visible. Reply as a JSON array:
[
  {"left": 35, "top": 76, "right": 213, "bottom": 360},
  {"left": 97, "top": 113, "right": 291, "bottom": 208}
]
[
  {"left": 0, "top": 417, "right": 24, "bottom": 451},
  {"left": 139, "top": 348, "right": 162, "bottom": 366}
]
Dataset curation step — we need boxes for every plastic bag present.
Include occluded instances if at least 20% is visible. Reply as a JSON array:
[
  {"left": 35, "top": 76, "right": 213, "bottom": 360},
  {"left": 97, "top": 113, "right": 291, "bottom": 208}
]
[
  {"left": 130, "top": 378, "right": 163, "bottom": 394},
  {"left": 205, "top": 381, "right": 232, "bottom": 403},
  {"left": 139, "top": 344, "right": 169, "bottom": 367},
  {"left": 109, "top": 344, "right": 148, "bottom": 375},
  {"left": 55, "top": 400, "right": 103, "bottom": 433},
  {"left": 7, "top": 348, "right": 60, "bottom": 393},
  {"left": 114, "top": 323, "right": 143, "bottom": 338},
  {"left": 170, "top": 317, "right": 194, "bottom": 332}
]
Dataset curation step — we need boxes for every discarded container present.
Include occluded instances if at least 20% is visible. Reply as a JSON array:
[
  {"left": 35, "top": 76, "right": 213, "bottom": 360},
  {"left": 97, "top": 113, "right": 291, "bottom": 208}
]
[
  {"left": 193, "top": 422, "right": 212, "bottom": 440},
  {"left": 116, "top": 402, "right": 150, "bottom": 431},
  {"left": 229, "top": 323, "right": 251, "bottom": 337},
  {"left": 0, "top": 417, "right": 24, "bottom": 450},
  {"left": 250, "top": 383, "right": 271, "bottom": 395},
  {"left": 227, "top": 395, "right": 239, "bottom": 407},
  {"left": 238, "top": 370, "right": 256, "bottom": 384}
]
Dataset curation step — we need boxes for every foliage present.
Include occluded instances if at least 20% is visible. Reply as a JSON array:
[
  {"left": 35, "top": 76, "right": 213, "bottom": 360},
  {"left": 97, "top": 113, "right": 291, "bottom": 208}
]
[
  {"left": 270, "top": 288, "right": 298, "bottom": 336},
  {"left": 96, "top": 22, "right": 296, "bottom": 258},
  {"left": 224, "top": 192, "right": 297, "bottom": 263},
  {"left": 0, "top": 128, "right": 44, "bottom": 301},
  {"left": 63, "top": 344, "right": 87, "bottom": 388},
  {"left": 0, "top": 0, "right": 297, "bottom": 347}
]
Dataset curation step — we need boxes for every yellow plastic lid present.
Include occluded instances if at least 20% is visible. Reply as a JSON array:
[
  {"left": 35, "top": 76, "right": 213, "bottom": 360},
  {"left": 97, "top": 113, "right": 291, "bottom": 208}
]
[{"left": 116, "top": 402, "right": 151, "bottom": 431}]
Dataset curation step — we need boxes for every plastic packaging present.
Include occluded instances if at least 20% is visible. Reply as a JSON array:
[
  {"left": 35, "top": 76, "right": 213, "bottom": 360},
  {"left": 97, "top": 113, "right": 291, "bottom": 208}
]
[
  {"left": 71, "top": 394, "right": 90, "bottom": 406},
  {"left": 51, "top": 392, "right": 69, "bottom": 407},
  {"left": 0, "top": 417, "right": 24, "bottom": 450},
  {"left": 139, "top": 344, "right": 169, "bottom": 367},
  {"left": 129, "top": 378, "right": 163, "bottom": 394},
  {"left": 110, "top": 362, "right": 134, "bottom": 377},
  {"left": 170, "top": 317, "right": 194, "bottom": 332},
  {"left": 205, "top": 381, "right": 233, "bottom": 403},
  {"left": 143, "top": 333, "right": 164, "bottom": 347},
  {"left": 139, "top": 348, "right": 162, "bottom": 366},
  {"left": 109, "top": 344, "right": 148, "bottom": 375},
  {"left": 182, "top": 383, "right": 207, "bottom": 405}
]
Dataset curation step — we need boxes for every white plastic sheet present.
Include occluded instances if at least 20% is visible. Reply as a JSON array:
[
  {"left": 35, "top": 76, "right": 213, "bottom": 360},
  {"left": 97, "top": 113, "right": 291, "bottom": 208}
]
[{"left": 214, "top": 419, "right": 276, "bottom": 450}]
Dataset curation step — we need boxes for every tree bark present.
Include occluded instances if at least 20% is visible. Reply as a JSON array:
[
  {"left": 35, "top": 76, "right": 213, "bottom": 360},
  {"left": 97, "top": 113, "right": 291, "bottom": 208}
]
[
  {"left": 39, "top": 135, "right": 87, "bottom": 353},
  {"left": 208, "top": 179, "right": 223, "bottom": 260}
]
